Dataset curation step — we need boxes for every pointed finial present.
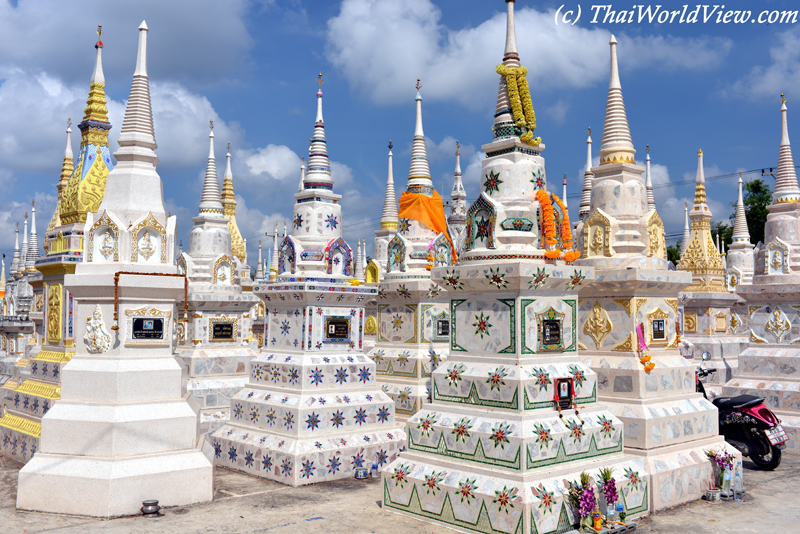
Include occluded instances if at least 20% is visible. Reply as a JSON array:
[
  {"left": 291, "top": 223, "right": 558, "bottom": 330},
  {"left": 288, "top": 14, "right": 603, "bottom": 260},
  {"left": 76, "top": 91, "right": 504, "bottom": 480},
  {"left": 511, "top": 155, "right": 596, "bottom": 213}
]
[
  {"left": 781, "top": 93, "right": 787, "bottom": 105},
  {"left": 416, "top": 78, "right": 422, "bottom": 91},
  {"left": 388, "top": 140, "right": 393, "bottom": 150},
  {"left": 209, "top": 119, "right": 214, "bottom": 131},
  {"left": 317, "top": 72, "right": 323, "bottom": 87}
]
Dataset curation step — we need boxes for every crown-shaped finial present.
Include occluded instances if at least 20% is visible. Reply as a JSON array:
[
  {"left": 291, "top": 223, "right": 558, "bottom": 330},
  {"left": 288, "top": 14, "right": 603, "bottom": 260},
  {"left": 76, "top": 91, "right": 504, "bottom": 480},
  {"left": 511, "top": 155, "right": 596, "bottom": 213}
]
[
  {"left": 31, "top": 199, "right": 35, "bottom": 207},
  {"left": 317, "top": 72, "right": 323, "bottom": 87},
  {"left": 388, "top": 139, "right": 393, "bottom": 150},
  {"left": 456, "top": 140, "right": 460, "bottom": 150},
  {"left": 781, "top": 93, "right": 787, "bottom": 104},
  {"left": 24, "top": 212, "right": 27, "bottom": 220},
  {"left": 646, "top": 144, "right": 650, "bottom": 154},
  {"left": 227, "top": 142, "right": 231, "bottom": 151},
  {"left": 209, "top": 119, "right": 214, "bottom": 130},
  {"left": 415, "top": 78, "right": 422, "bottom": 91},
  {"left": 587, "top": 127, "right": 591, "bottom": 135},
  {"left": 97, "top": 24, "right": 103, "bottom": 38},
  {"left": 67, "top": 117, "right": 72, "bottom": 128}
]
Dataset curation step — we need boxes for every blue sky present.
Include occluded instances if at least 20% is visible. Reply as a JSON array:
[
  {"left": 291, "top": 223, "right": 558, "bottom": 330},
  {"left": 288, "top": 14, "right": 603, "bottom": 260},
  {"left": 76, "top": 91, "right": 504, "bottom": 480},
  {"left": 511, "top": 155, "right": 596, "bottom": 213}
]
[{"left": 1, "top": 0, "right": 799, "bottom": 265}]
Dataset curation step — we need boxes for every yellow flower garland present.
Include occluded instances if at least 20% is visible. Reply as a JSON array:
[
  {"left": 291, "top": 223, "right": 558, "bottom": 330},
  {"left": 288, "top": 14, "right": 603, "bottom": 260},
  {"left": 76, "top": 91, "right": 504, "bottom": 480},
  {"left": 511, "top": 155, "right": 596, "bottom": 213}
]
[{"left": 496, "top": 64, "right": 541, "bottom": 147}]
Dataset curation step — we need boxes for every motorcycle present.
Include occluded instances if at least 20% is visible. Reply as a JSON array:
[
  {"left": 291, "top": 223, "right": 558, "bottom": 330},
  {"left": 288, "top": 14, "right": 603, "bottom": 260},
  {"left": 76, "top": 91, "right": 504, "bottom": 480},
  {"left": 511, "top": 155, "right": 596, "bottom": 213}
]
[{"left": 696, "top": 353, "right": 787, "bottom": 470}]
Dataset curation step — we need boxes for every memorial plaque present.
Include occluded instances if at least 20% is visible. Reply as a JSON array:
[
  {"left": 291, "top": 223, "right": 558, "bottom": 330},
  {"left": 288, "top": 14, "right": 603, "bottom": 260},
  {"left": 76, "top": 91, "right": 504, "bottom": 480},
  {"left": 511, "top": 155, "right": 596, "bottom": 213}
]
[
  {"left": 436, "top": 319, "right": 450, "bottom": 337},
  {"left": 542, "top": 320, "right": 561, "bottom": 346},
  {"left": 652, "top": 318, "right": 666, "bottom": 341},
  {"left": 554, "top": 377, "right": 574, "bottom": 409},
  {"left": 324, "top": 317, "right": 350, "bottom": 340},
  {"left": 132, "top": 317, "right": 164, "bottom": 340},
  {"left": 212, "top": 322, "right": 235, "bottom": 341}
]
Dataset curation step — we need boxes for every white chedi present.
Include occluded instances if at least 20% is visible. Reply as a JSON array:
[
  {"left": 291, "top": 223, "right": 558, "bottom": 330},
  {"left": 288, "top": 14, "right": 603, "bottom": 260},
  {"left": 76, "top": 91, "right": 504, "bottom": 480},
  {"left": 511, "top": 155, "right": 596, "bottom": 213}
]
[{"left": 83, "top": 304, "right": 112, "bottom": 354}]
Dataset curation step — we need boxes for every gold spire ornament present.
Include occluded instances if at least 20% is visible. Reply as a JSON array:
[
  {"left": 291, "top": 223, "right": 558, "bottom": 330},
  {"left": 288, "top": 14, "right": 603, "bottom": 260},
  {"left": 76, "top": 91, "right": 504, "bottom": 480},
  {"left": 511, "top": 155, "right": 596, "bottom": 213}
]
[{"left": 59, "top": 25, "right": 113, "bottom": 226}]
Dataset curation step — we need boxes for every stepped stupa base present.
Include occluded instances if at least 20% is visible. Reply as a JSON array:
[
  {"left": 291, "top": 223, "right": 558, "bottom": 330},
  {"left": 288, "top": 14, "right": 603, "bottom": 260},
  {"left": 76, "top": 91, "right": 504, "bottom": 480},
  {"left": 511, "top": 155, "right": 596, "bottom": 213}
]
[
  {"left": 624, "top": 435, "right": 739, "bottom": 511},
  {"left": 383, "top": 452, "right": 650, "bottom": 534},
  {"left": 16, "top": 449, "right": 213, "bottom": 517},
  {"left": 724, "top": 345, "right": 800, "bottom": 454},
  {"left": 213, "top": 423, "right": 405, "bottom": 487},
  {"left": 679, "top": 334, "right": 746, "bottom": 398}
]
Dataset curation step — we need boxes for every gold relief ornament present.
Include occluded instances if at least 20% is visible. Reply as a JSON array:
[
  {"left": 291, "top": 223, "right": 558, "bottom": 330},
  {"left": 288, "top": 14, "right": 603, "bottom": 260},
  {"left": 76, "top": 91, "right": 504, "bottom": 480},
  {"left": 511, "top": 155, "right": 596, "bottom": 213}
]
[
  {"left": 590, "top": 226, "right": 604, "bottom": 254},
  {"left": 47, "top": 284, "right": 63, "bottom": 344},
  {"left": 139, "top": 231, "right": 156, "bottom": 260},
  {"left": 729, "top": 273, "right": 739, "bottom": 287},
  {"left": 612, "top": 332, "right": 634, "bottom": 351},
  {"left": 176, "top": 321, "right": 186, "bottom": 344},
  {"left": 612, "top": 298, "right": 632, "bottom": 316},
  {"left": 730, "top": 312, "right": 741, "bottom": 332},
  {"left": 84, "top": 304, "right": 112, "bottom": 354},
  {"left": 364, "top": 314, "right": 377, "bottom": 335},
  {"left": 765, "top": 307, "right": 791, "bottom": 342},
  {"left": 749, "top": 305, "right": 763, "bottom": 318},
  {"left": 35, "top": 294, "right": 43, "bottom": 312},
  {"left": 750, "top": 330, "right": 767, "bottom": 344},
  {"left": 584, "top": 301, "right": 612, "bottom": 350},
  {"left": 646, "top": 210, "right": 666, "bottom": 258},
  {"left": 99, "top": 231, "right": 114, "bottom": 259}
]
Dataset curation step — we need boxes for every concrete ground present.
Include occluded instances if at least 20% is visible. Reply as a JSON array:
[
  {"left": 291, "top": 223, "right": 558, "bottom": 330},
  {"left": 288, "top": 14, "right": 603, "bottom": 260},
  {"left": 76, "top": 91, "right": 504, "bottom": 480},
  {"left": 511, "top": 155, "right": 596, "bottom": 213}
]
[{"left": 1, "top": 454, "right": 797, "bottom": 534}]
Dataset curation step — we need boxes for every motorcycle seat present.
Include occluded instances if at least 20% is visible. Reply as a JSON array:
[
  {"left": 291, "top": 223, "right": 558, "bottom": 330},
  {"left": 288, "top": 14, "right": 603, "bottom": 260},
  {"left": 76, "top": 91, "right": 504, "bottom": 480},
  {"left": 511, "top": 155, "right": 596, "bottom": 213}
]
[{"left": 712, "top": 394, "right": 765, "bottom": 409}]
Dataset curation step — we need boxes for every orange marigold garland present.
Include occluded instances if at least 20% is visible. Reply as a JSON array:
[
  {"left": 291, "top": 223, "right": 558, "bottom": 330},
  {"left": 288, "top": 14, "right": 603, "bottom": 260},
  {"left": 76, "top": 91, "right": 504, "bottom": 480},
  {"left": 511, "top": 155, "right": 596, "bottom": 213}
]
[
  {"left": 536, "top": 190, "right": 561, "bottom": 258},
  {"left": 550, "top": 193, "right": 581, "bottom": 262}
]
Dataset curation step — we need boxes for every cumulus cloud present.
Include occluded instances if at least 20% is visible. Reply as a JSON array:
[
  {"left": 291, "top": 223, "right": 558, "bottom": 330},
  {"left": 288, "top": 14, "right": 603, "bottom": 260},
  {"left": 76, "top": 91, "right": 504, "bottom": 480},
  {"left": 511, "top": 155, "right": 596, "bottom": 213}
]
[
  {"left": 0, "top": 0, "right": 252, "bottom": 87},
  {"left": 730, "top": 26, "right": 800, "bottom": 99},
  {"left": 326, "top": 0, "right": 732, "bottom": 107}
]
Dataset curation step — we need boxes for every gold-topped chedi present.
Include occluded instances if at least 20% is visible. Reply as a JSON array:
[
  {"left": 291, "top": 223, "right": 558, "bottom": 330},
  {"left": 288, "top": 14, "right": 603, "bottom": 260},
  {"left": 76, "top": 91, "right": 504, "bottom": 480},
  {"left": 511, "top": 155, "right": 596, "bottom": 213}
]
[
  {"left": 222, "top": 143, "right": 246, "bottom": 262},
  {"left": 678, "top": 149, "right": 726, "bottom": 290},
  {"left": 45, "top": 119, "right": 75, "bottom": 252},
  {"left": 59, "top": 25, "right": 113, "bottom": 226}
]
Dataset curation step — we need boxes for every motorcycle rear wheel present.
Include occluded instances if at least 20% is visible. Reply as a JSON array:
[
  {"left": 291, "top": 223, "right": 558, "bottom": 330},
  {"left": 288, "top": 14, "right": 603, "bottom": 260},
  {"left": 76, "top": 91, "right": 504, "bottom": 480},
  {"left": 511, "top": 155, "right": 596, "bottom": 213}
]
[{"left": 749, "top": 429, "right": 782, "bottom": 470}]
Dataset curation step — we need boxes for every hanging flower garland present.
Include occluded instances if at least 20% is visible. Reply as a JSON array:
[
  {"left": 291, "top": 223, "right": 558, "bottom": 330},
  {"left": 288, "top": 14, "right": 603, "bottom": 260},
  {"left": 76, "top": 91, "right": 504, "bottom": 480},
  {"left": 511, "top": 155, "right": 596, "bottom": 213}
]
[
  {"left": 550, "top": 193, "right": 581, "bottom": 262},
  {"left": 496, "top": 64, "right": 541, "bottom": 147},
  {"left": 535, "top": 190, "right": 561, "bottom": 258}
]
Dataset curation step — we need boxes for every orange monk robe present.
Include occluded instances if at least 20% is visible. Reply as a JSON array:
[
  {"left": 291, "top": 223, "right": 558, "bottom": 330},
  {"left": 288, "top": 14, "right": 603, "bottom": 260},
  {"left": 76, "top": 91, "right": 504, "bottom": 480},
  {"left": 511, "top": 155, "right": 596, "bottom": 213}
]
[{"left": 397, "top": 190, "right": 457, "bottom": 263}]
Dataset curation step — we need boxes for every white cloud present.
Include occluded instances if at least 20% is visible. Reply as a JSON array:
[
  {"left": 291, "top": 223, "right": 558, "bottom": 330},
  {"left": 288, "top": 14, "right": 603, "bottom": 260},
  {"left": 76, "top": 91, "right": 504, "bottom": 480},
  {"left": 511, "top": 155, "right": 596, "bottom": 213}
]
[
  {"left": 0, "top": 0, "right": 252, "bottom": 87},
  {"left": 730, "top": 26, "right": 800, "bottom": 99},
  {"left": 326, "top": 0, "right": 732, "bottom": 107}
]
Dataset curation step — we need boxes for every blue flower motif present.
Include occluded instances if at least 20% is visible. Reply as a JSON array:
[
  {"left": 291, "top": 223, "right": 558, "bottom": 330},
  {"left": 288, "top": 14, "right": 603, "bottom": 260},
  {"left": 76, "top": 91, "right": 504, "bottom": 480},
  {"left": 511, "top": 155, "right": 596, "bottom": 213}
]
[
  {"left": 377, "top": 406, "right": 390, "bottom": 423},
  {"left": 354, "top": 408, "right": 367, "bottom": 426},
  {"left": 262, "top": 455, "right": 273, "bottom": 471},
  {"left": 327, "top": 455, "right": 341, "bottom": 474}
]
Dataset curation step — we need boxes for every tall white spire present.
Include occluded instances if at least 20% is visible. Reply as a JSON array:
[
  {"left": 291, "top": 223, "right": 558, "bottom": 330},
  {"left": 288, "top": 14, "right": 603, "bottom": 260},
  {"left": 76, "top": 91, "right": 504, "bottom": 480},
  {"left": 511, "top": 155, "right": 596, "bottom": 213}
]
[
  {"left": 0, "top": 257, "right": 5, "bottom": 292},
  {"left": 25, "top": 200, "right": 39, "bottom": 270},
  {"left": 448, "top": 140, "right": 467, "bottom": 228},
  {"left": 90, "top": 28, "right": 105, "bottom": 85},
  {"left": 773, "top": 94, "right": 800, "bottom": 204},
  {"left": 20, "top": 213, "right": 28, "bottom": 274},
  {"left": 732, "top": 173, "right": 751, "bottom": 245},
  {"left": 598, "top": 35, "right": 636, "bottom": 166},
  {"left": 680, "top": 202, "right": 691, "bottom": 256},
  {"left": 407, "top": 79, "right": 433, "bottom": 195},
  {"left": 269, "top": 222, "right": 279, "bottom": 280},
  {"left": 578, "top": 127, "right": 593, "bottom": 221},
  {"left": 99, "top": 20, "right": 165, "bottom": 228},
  {"left": 198, "top": 120, "right": 224, "bottom": 217},
  {"left": 562, "top": 174, "right": 568, "bottom": 213},
  {"left": 380, "top": 141, "right": 398, "bottom": 229},
  {"left": 298, "top": 157, "right": 305, "bottom": 193},
  {"left": 355, "top": 239, "right": 364, "bottom": 281},
  {"left": 10, "top": 223, "right": 20, "bottom": 275},
  {"left": 303, "top": 73, "right": 332, "bottom": 189},
  {"left": 645, "top": 144, "right": 655, "bottom": 210},
  {"left": 255, "top": 241, "right": 264, "bottom": 280}
]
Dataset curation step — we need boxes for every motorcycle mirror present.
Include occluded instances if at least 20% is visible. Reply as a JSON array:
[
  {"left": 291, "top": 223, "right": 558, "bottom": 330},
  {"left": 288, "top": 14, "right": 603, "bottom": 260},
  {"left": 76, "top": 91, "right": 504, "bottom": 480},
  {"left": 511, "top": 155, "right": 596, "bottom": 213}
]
[{"left": 702, "top": 352, "right": 710, "bottom": 361}]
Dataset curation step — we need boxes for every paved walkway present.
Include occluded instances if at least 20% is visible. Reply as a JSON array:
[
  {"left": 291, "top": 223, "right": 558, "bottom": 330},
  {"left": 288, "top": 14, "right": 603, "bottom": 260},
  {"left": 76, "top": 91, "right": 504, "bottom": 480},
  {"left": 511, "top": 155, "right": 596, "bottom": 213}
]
[{"left": 1, "top": 454, "right": 797, "bottom": 534}]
